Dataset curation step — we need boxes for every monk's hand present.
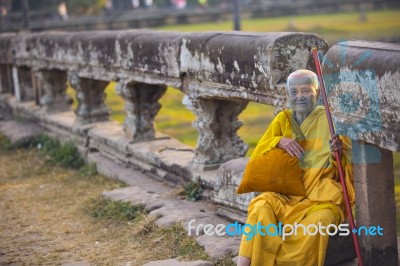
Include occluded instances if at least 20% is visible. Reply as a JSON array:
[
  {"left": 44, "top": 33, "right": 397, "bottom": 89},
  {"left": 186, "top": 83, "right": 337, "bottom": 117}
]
[
  {"left": 278, "top": 137, "right": 304, "bottom": 158},
  {"left": 329, "top": 134, "right": 343, "bottom": 158}
]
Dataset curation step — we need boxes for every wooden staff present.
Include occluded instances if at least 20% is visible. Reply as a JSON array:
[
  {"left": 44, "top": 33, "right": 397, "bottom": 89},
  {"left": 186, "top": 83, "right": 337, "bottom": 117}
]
[{"left": 311, "top": 47, "right": 363, "bottom": 266}]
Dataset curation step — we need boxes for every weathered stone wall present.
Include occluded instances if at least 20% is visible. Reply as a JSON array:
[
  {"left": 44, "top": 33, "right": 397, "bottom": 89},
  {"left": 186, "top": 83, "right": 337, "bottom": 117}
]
[{"left": 0, "top": 30, "right": 399, "bottom": 265}]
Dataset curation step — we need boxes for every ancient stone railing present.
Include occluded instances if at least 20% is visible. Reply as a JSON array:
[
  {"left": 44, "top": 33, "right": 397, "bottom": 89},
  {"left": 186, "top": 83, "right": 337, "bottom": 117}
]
[
  {"left": 0, "top": 30, "right": 399, "bottom": 265},
  {"left": 0, "top": 30, "right": 327, "bottom": 171}
]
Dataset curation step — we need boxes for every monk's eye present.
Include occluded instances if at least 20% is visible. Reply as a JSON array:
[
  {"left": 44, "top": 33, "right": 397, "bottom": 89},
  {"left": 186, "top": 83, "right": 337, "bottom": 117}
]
[{"left": 289, "top": 90, "right": 297, "bottom": 96}]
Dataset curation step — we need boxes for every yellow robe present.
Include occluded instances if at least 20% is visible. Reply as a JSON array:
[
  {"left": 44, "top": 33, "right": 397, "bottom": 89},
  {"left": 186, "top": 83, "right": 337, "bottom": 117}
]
[{"left": 239, "top": 106, "right": 355, "bottom": 266}]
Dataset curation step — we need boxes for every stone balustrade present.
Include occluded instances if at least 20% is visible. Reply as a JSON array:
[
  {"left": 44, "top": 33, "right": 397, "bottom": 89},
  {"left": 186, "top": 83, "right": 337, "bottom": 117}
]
[
  {"left": 0, "top": 30, "right": 399, "bottom": 265},
  {"left": 0, "top": 30, "right": 328, "bottom": 168}
]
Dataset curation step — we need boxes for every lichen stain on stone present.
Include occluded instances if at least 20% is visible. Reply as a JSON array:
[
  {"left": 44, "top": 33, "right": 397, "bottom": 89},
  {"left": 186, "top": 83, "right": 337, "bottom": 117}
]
[
  {"left": 216, "top": 58, "right": 224, "bottom": 74},
  {"left": 233, "top": 60, "right": 240, "bottom": 73},
  {"left": 287, "top": 48, "right": 309, "bottom": 71},
  {"left": 379, "top": 71, "right": 400, "bottom": 107},
  {"left": 254, "top": 47, "right": 270, "bottom": 77},
  {"left": 160, "top": 44, "right": 179, "bottom": 77},
  {"left": 199, "top": 52, "right": 216, "bottom": 81},
  {"left": 180, "top": 38, "right": 201, "bottom": 75}
]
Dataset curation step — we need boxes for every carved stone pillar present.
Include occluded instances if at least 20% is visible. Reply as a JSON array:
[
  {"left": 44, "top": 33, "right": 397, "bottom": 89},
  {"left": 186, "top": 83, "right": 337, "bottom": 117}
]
[
  {"left": 69, "top": 74, "right": 110, "bottom": 124},
  {"left": 35, "top": 69, "right": 71, "bottom": 113},
  {"left": 184, "top": 96, "right": 249, "bottom": 165},
  {"left": 353, "top": 141, "right": 398, "bottom": 266},
  {"left": 0, "top": 64, "right": 13, "bottom": 94},
  {"left": 17, "top": 66, "right": 35, "bottom": 101},
  {"left": 116, "top": 82, "right": 166, "bottom": 142}
]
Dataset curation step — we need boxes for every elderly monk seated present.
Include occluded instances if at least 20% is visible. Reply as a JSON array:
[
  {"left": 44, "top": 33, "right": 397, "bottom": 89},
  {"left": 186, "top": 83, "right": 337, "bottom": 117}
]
[{"left": 237, "top": 69, "right": 354, "bottom": 266}]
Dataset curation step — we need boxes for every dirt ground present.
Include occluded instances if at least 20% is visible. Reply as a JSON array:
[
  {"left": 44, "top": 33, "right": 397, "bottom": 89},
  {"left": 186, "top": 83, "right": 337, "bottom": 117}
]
[{"left": 0, "top": 145, "right": 230, "bottom": 266}]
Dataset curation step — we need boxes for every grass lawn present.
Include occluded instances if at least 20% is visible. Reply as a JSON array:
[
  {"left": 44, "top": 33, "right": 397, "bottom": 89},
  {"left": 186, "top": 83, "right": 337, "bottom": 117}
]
[
  {"left": 157, "top": 9, "right": 400, "bottom": 45},
  {"left": 0, "top": 135, "right": 234, "bottom": 265}
]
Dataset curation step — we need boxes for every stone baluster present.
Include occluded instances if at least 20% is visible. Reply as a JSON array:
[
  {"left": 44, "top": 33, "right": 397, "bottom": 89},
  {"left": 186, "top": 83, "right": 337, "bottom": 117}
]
[
  {"left": 17, "top": 66, "right": 35, "bottom": 101},
  {"left": 0, "top": 64, "right": 13, "bottom": 94},
  {"left": 34, "top": 69, "right": 71, "bottom": 113},
  {"left": 116, "top": 82, "right": 166, "bottom": 142},
  {"left": 184, "top": 96, "right": 249, "bottom": 166},
  {"left": 68, "top": 74, "right": 110, "bottom": 125}
]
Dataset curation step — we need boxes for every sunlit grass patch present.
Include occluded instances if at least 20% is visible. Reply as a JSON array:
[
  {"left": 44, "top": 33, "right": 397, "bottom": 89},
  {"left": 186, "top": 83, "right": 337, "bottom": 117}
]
[
  {"left": 85, "top": 196, "right": 145, "bottom": 222},
  {"left": 32, "top": 134, "right": 84, "bottom": 169},
  {"left": 184, "top": 180, "right": 203, "bottom": 202},
  {"left": 78, "top": 163, "right": 98, "bottom": 177},
  {"left": 0, "top": 147, "right": 235, "bottom": 264},
  {"left": 158, "top": 10, "right": 400, "bottom": 44}
]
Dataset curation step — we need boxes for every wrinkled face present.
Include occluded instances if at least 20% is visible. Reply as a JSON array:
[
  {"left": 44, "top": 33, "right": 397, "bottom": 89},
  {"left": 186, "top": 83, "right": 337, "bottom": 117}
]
[{"left": 288, "top": 81, "right": 318, "bottom": 115}]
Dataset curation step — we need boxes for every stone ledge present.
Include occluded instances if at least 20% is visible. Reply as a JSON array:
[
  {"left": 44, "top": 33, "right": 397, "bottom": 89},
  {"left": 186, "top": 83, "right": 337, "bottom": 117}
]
[{"left": 0, "top": 120, "right": 44, "bottom": 145}]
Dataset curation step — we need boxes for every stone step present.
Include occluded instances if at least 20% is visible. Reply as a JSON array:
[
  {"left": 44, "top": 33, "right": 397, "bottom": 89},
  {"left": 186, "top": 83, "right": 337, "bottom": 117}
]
[{"left": 0, "top": 120, "right": 44, "bottom": 145}]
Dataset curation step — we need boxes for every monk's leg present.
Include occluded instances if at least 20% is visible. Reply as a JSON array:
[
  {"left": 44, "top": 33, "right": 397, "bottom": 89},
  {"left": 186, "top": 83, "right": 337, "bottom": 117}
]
[
  {"left": 278, "top": 208, "right": 337, "bottom": 266},
  {"left": 238, "top": 203, "right": 280, "bottom": 266}
]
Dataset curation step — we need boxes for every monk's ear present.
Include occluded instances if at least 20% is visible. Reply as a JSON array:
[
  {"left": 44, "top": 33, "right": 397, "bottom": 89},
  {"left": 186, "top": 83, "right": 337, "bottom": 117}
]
[{"left": 316, "top": 89, "right": 322, "bottom": 104}]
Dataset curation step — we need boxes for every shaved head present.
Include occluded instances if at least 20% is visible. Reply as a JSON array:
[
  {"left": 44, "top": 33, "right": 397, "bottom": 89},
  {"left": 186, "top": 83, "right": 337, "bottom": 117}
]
[{"left": 287, "top": 69, "right": 319, "bottom": 91}]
